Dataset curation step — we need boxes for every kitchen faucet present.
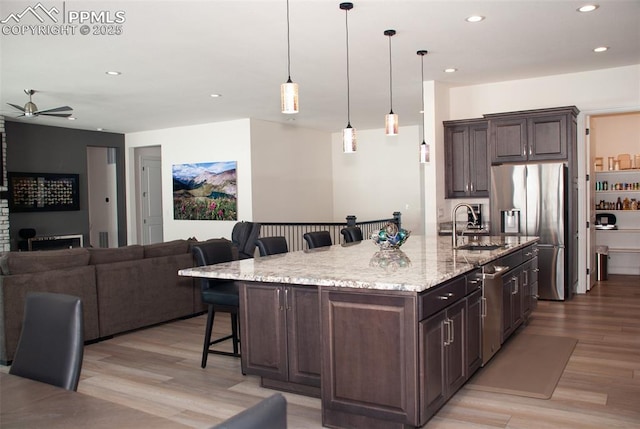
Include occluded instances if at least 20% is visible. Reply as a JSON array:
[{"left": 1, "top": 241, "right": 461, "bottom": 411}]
[{"left": 452, "top": 203, "right": 478, "bottom": 248}]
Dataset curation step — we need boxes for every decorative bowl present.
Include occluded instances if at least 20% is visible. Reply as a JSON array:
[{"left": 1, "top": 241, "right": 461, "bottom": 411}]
[
  {"left": 370, "top": 222, "right": 410, "bottom": 250},
  {"left": 369, "top": 249, "right": 412, "bottom": 272}
]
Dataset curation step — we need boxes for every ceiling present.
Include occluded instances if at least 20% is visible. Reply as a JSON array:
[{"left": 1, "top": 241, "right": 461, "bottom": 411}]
[{"left": 1, "top": 0, "right": 639, "bottom": 134}]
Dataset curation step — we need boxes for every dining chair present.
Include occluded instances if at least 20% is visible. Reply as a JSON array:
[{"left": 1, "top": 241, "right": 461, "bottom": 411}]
[
  {"left": 231, "top": 221, "right": 262, "bottom": 259},
  {"left": 211, "top": 393, "right": 287, "bottom": 429},
  {"left": 192, "top": 240, "right": 240, "bottom": 368},
  {"left": 9, "top": 292, "right": 84, "bottom": 391},
  {"left": 303, "top": 231, "right": 332, "bottom": 249},
  {"left": 340, "top": 226, "right": 363, "bottom": 243},
  {"left": 255, "top": 236, "right": 289, "bottom": 256}
]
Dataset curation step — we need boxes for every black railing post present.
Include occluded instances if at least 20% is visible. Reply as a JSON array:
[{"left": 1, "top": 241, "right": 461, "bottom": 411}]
[
  {"left": 346, "top": 215, "right": 357, "bottom": 227},
  {"left": 393, "top": 211, "right": 402, "bottom": 229}
]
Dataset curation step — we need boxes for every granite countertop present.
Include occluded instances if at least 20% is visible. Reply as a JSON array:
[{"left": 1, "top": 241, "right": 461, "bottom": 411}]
[{"left": 179, "top": 235, "right": 539, "bottom": 293}]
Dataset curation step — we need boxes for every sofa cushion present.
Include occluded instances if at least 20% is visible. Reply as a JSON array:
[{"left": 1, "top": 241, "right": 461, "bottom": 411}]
[
  {"left": 88, "top": 245, "right": 144, "bottom": 265},
  {"left": 143, "top": 239, "right": 190, "bottom": 258},
  {"left": 0, "top": 265, "right": 100, "bottom": 363},
  {"left": 0, "top": 248, "right": 90, "bottom": 275}
]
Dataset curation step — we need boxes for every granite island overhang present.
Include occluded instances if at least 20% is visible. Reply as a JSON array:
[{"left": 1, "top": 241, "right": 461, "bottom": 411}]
[
  {"left": 179, "top": 235, "right": 539, "bottom": 292},
  {"left": 179, "top": 235, "right": 539, "bottom": 428}
]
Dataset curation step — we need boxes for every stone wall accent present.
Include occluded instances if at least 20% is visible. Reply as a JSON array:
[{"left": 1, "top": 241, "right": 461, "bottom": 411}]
[{"left": 0, "top": 116, "right": 9, "bottom": 252}]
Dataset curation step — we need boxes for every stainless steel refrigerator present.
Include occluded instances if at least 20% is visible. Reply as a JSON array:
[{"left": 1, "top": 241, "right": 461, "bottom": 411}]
[{"left": 490, "top": 162, "right": 569, "bottom": 300}]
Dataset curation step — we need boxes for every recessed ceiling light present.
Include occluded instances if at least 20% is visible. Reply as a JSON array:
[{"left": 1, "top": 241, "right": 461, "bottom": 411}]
[
  {"left": 593, "top": 46, "right": 609, "bottom": 53},
  {"left": 466, "top": 15, "right": 485, "bottom": 23},
  {"left": 444, "top": 68, "right": 458, "bottom": 73},
  {"left": 578, "top": 4, "right": 599, "bottom": 13},
  {"left": 97, "top": 128, "right": 104, "bottom": 131},
  {"left": 67, "top": 117, "right": 76, "bottom": 121},
  {"left": 105, "top": 71, "right": 121, "bottom": 76},
  {"left": 210, "top": 93, "right": 222, "bottom": 98}
]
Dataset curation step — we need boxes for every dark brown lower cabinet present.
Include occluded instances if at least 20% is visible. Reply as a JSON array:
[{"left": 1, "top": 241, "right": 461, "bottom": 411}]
[
  {"left": 320, "top": 288, "right": 418, "bottom": 429},
  {"left": 466, "top": 289, "right": 483, "bottom": 376},
  {"left": 239, "top": 282, "right": 321, "bottom": 396},
  {"left": 242, "top": 274, "right": 484, "bottom": 428},
  {"left": 420, "top": 298, "right": 466, "bottom": 422},
  {"left": 502, "top": 267, "right": 523, "bottom": 341}
]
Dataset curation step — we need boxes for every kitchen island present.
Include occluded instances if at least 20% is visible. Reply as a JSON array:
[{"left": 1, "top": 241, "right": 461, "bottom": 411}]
[{"left": 179, "top": 235, "right": 539, "bottom": 428}]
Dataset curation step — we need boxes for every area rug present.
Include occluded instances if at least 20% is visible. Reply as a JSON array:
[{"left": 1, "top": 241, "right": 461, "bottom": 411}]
[{"left": 466, "top": 333, "right": 577, "bottom": 399}]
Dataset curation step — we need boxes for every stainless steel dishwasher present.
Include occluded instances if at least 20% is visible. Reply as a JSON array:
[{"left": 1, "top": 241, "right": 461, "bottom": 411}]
[{"left": 481, "top": 263, "right": 509, "bottom": 366}]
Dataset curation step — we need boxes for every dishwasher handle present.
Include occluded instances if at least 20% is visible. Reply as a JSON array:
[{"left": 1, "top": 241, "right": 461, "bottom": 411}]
[{"left": 483, "top": 265, "right": 509, "bottom": 280}]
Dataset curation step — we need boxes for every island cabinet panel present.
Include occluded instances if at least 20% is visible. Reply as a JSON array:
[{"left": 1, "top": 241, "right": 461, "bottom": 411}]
[
  {"left": 239, "top": 282, "right": 321, "bottom": 396},
  {"left": 419, "top": 298, "right": 467, "bottom": 423},
  {"left": 466, "top": 288, "right": 483, "bottom": 376},
  {"left": 444, "top": 119, "right": 489, "bottom": 198},
  {"left": 502, "top": 267, "right": 524, "bottom": 341},
  {"left": 320, "top": 288, "right": 418, "bottom": 429}
]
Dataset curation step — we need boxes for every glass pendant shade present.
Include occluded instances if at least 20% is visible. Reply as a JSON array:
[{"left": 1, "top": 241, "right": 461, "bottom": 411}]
[
  {"left": 385, "top": 111, "right": 398, "bottom": 136},
  {"left": 281, "top": 79, "right": 299, "bottom": 114},
  {"left": 343, "top": 124, "right": 357, "bottom": 153},
  {"left": 420, "top": 141, "right": 430, "bottom": 163}
]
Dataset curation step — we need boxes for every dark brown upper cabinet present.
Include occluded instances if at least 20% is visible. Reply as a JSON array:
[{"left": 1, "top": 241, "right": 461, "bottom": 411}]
[
  {"left": 444, "top": 119, "right": 489, "bottom": 198},
  {"left": 486, "top": 106, "right": 579, "bottom": 164}
]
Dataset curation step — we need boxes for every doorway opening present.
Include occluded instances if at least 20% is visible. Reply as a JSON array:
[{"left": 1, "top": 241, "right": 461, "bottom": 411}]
[{"left": 87, "top": 146, "right": 118, "bottom": 248}]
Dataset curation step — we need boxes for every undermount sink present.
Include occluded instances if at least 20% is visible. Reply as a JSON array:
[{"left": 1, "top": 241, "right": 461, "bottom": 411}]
[{"left": 456, "top": 243, "right": 505, "bottom": 251}]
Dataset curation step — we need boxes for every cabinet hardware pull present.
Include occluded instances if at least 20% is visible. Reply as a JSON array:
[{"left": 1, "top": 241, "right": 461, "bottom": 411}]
[
  {"left": 525, "top": 252, "right": 532, "bottom": 256},
  {"left": 512, "top": 277, "right": 519, "bottom": 295},
  {"left": 529, "top": 146, "right": 532, "bottom": 156},
  {"left": 449, "top": 318, "right": 454, "bottom": 344},
  {"left": 438, "top": 292, "right": 454, "bottom": 300},
  {"left": 443, "top": 320, "right": 450, "bottom": 346},
  {"left": 524, "top": 271, "right": 528, "bottom": 286},
  {"left": 285, "top": 288, "right": 291, "bottom": 310},
  {"left": 470, "top": 182, "right": 474, "bottom": 192},
  {"left": 465, "top": 183, "right": 469, "bottom": 192},
  {"left": 534, "top": 268, "right": 540, "bottom": 273},
  {"left": 481, "top": 297, "right": 487, "bottom": 317},
  {"left": 277, "top": 288, "right": 283, "bottom": 311}
]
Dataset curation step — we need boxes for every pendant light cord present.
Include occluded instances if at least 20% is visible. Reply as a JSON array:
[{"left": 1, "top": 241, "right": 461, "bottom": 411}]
[
  {"left": 388, "top": 34, "right": 393, "bottom": 113},
  {"left": 286, "top": 0, "right": 292, "bottom": 81},
  {"left": 345, "top": 7, "right": 351, "bottom": 126},
  {"left": 420, "top": 53, "right": 426, "bottom": 143}
]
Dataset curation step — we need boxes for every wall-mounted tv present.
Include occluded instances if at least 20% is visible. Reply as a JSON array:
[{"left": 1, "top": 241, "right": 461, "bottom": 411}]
[{"left": 8, "top": 172, "right": 80, "bottom": 212}]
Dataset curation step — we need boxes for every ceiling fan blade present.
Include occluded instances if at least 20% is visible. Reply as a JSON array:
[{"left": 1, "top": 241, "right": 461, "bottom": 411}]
[
  {"left": 40, "top": 113, "right": 73, "bottom": 118},
  {"left": 7, "top": 103, "right": 26, "bottom": 112},
  {"left": 35, "top": 105, "right": 73, "bottom": 114}
]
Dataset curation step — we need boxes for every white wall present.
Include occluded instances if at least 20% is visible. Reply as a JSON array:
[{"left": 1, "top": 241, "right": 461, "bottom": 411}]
[
  {"left": 125, "top": 119, "right": 252, "bottom": 243},
  {"left": 331, "top": 125, "right": 423, "bottom": 233},
  {"left": 250, "top": 119, "right": 334, "bottom": 222},
  {"left": 448, "top": 65, "right": 640, "bottom": 120}
]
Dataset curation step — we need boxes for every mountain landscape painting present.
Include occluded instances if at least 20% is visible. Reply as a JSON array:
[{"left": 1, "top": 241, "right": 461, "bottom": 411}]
[{"left": 172, "top": 161, "right": 237, "bottom": 220}]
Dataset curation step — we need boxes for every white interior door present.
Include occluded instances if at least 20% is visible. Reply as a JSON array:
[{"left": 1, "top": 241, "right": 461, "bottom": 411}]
[{"left": 141, "top": 156, "right": 163, "bottom": 244}]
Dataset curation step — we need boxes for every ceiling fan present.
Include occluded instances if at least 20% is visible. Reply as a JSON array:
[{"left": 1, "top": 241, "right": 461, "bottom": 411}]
[{"left": 7, "top": 89, "right": 73, "bottom": 119}]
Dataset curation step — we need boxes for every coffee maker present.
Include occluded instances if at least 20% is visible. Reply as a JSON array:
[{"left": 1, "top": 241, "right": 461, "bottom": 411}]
[{"left": 467, "top": 204, "right": 483, "bottom": 229}]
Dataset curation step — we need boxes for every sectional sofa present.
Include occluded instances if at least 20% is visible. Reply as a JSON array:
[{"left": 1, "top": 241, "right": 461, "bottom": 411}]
[{"left": 0, "top": 238, "right": 236, "bottom": 364}]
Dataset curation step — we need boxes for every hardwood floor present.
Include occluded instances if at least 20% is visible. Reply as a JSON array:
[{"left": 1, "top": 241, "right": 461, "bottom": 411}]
[{"left": 4, "top": 275, "right": 639, "bottom": 428}]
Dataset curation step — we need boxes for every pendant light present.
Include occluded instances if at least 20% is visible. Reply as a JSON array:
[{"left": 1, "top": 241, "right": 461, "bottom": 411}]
[
  {"left": 340, "top": 2, "right": 356, "bottom": 153},
  {"left": 417, "top": 50, "right": 430, "bottom": 163},
  {"left": 384, "top": 29, "right": 398, "bottom": 136},
  {"left": 281, "top": 0, "right": 298, "bottom": 114}
]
